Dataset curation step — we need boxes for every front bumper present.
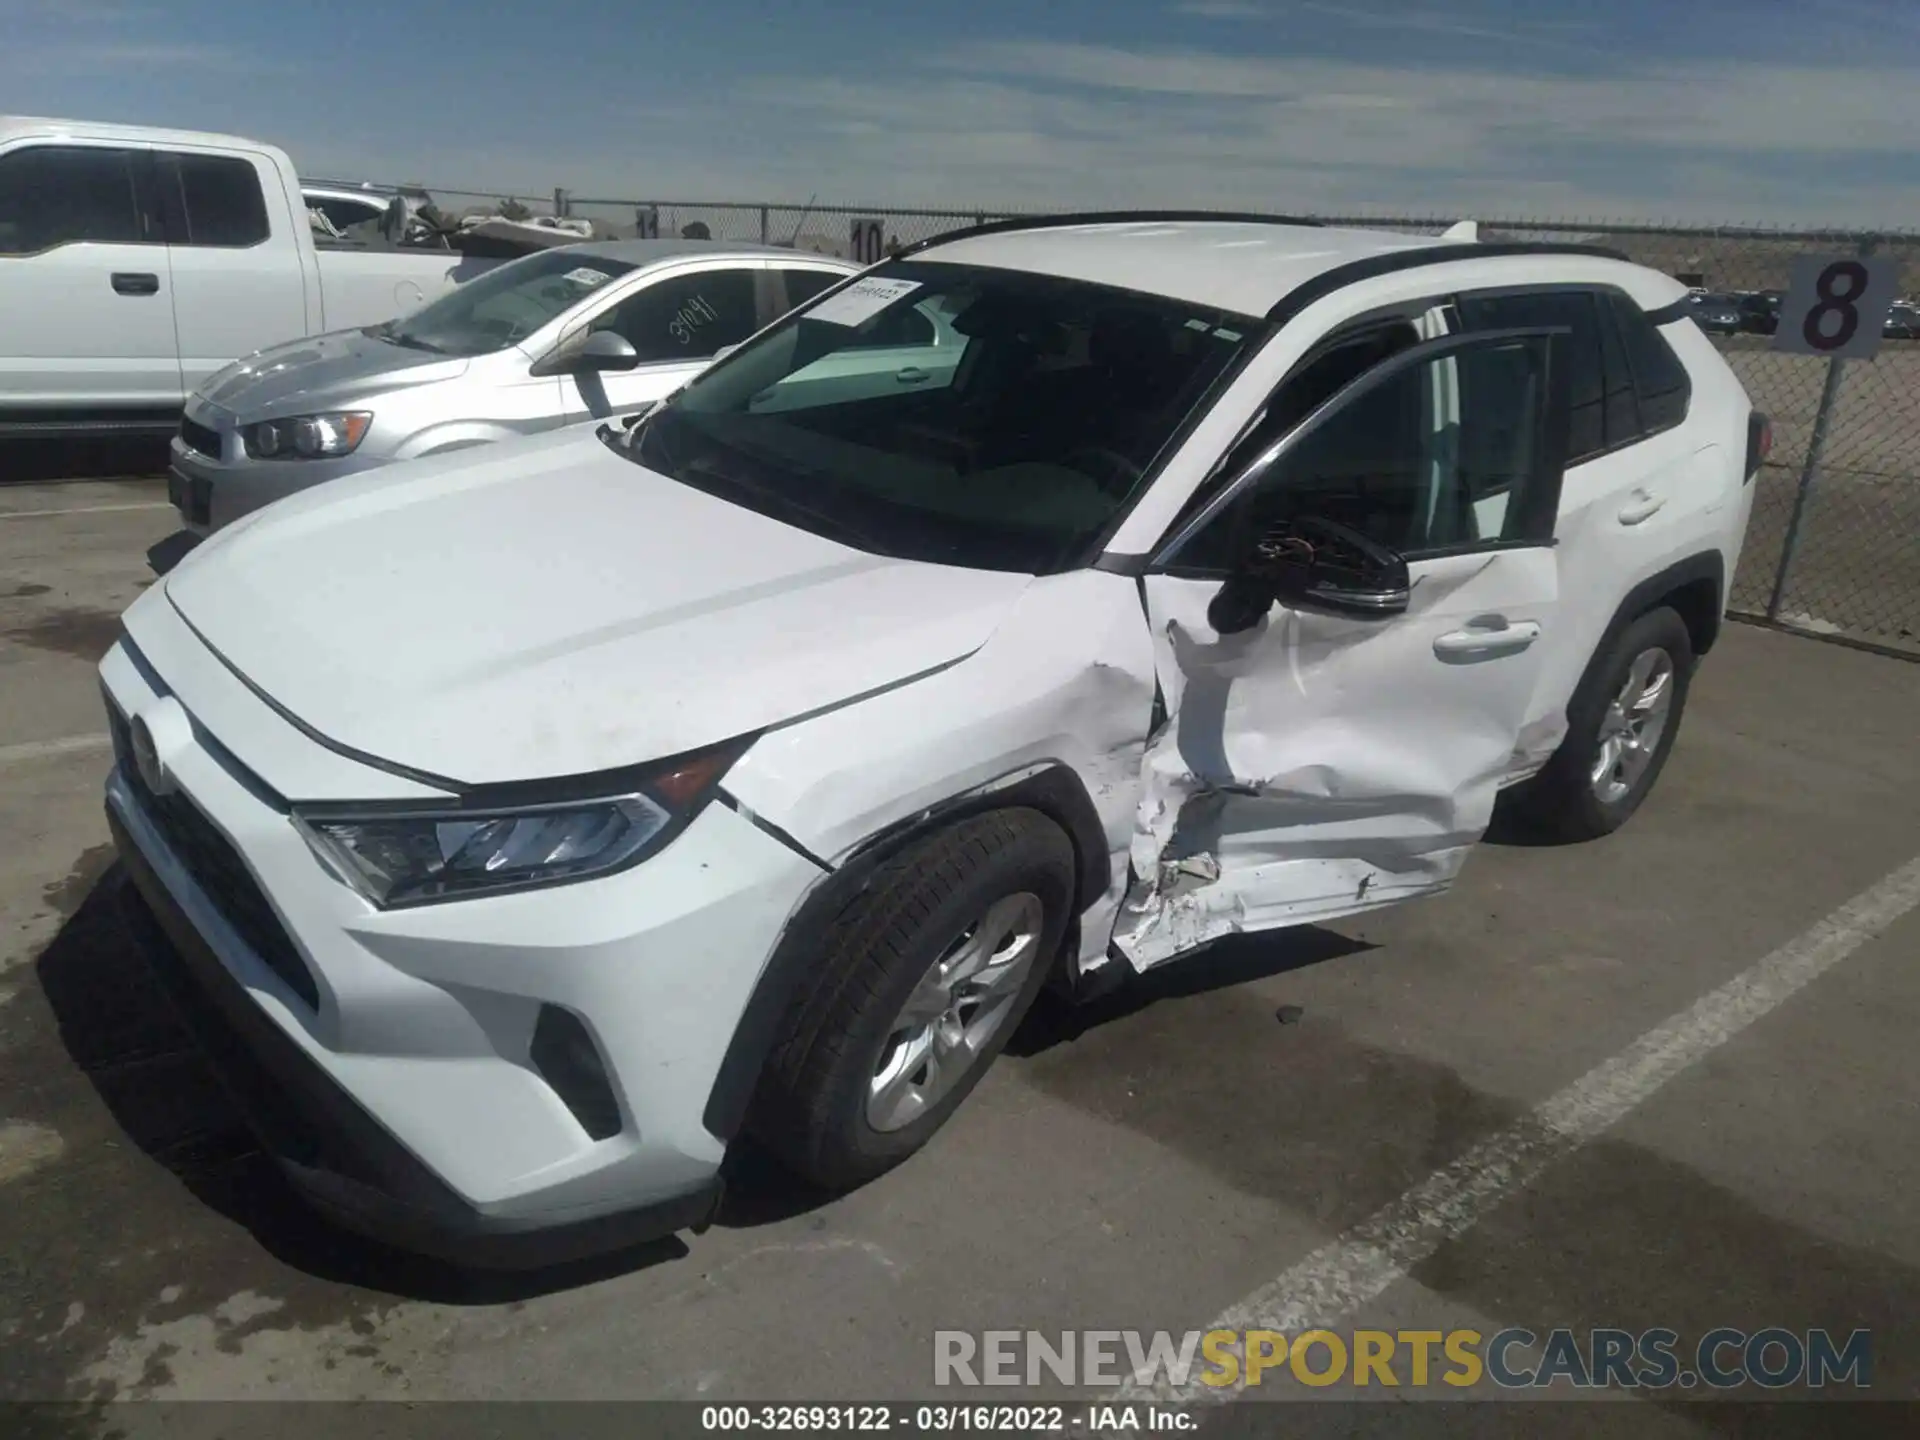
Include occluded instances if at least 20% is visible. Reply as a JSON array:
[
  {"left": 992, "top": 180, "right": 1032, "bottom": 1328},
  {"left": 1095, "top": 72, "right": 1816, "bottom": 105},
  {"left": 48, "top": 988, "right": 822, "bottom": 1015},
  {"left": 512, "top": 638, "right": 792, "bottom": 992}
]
[
  {"left": 168, "top": 416, "right": 380, "bottom": 535},
  {"left": 100, "top": 629, "right": 826, "bottom": 1266},
  {"left": 111, "top": 808, "right": 724, "bottom": 1267}
]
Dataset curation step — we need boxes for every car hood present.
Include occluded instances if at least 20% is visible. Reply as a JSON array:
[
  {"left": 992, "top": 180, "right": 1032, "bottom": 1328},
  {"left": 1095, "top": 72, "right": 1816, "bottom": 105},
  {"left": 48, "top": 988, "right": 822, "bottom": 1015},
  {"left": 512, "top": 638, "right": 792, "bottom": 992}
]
[
  {"left": 161, "top": 429, "right": 1033, "bottom": 787},
  {"left": 195, "top": 327, "right": 469, "bottom": 418}
]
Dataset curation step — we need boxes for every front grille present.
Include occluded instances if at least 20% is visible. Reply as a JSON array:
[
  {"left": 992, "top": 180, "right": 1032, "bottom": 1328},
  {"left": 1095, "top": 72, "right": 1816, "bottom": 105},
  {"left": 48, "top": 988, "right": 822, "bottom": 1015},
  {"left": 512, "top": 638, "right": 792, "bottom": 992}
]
[
  {"left": 110, "top": 706, "right": 320, "bottom": 1010},
  {"left": 179, "top": 416, "right": 222, "bottom": 460}
]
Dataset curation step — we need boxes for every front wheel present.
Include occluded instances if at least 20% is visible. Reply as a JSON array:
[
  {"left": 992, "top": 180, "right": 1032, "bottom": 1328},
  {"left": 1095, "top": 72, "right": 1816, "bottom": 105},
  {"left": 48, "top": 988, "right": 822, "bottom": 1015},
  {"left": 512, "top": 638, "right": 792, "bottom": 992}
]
[
  {"left": 1508, "top": 606, "right": 1695, "bottom": 842},
  {"left": 747, "top": 809, "right": 1075, "bottom": 1190}
]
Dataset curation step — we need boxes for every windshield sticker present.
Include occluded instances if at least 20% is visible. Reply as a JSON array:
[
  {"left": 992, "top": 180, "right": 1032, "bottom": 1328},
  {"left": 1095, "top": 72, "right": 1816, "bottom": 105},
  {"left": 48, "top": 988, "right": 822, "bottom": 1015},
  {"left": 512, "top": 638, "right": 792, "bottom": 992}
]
[
  {"left": 564, "top": 267, "right": 614, "bottom": 289},
  {"left": 1184, "top": 318, "right": 1211, "bottom": 332},
  {"left": 1213, "top": 327, "right": 1244, "bottom": 342},
  {"left": 804, "top": 277, "right": 922, "bottom": 328}
]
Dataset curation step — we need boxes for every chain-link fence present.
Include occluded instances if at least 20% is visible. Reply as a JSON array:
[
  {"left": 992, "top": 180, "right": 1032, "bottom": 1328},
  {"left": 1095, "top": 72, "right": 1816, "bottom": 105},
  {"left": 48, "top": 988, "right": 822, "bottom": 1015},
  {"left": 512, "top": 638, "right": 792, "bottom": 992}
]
[{"left": 412, "top": 189, "right": 1920, "bottom": 657}]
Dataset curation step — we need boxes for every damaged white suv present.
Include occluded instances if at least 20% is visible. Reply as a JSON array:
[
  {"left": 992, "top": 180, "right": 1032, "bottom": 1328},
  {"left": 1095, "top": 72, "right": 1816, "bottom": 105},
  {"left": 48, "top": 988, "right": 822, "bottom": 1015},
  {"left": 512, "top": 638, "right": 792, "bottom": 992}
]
[{"left": 101, "top": 212, "right": 1764, "bottom": 1266}]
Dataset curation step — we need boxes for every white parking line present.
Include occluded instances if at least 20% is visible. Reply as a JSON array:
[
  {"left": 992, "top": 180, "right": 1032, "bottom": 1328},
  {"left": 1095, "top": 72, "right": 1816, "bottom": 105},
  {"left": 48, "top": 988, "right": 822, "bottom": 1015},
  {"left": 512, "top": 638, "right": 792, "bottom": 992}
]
[
  {"left": 0, "top": 733, "right": 111, "bottom": 765},
  {"left": 1110, "top": 851, "right": 1920, "bottom": 1411},
  {"left": 0, "top": 502, "right": 172, "bottom": 520}
]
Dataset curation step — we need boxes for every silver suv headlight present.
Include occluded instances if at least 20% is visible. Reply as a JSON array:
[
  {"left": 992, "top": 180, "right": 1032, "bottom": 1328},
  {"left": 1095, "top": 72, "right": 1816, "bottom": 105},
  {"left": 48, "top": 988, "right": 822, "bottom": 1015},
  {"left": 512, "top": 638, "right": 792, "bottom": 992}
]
[
  {"left": 292, "top": 741, "right": 746, "bottom": 907},
  {"left": 243, "top": 412, "right": 373, "bottom": 459}
]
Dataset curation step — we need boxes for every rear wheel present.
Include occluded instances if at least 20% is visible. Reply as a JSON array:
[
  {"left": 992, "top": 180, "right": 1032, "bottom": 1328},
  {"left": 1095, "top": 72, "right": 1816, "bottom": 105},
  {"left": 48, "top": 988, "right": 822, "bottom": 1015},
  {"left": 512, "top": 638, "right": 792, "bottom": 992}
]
[
  {"left": 747, "top": 809, "right": 1075, "bottom": 1190},
  {"left": 1509, "top": 606, "right": 1694, "bottom": 841}
]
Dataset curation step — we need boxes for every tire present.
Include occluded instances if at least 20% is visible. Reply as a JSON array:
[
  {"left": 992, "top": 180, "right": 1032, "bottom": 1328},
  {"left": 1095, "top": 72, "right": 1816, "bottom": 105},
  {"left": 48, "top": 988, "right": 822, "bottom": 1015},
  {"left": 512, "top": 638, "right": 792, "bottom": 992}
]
[
  {"left": 1508, "top": 606, "right": 1695, "bottom": 842},
  {"left": 746, "top": 809, "right": 1075, "bottom": 1190}
]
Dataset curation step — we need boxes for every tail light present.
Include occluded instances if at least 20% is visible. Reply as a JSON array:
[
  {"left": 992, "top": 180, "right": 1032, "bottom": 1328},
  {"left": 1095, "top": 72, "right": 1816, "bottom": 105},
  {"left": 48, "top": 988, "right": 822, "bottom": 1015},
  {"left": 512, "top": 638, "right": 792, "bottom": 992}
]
[{"left": 1744, "top": 411, "right": 1772, "bottom": 483}]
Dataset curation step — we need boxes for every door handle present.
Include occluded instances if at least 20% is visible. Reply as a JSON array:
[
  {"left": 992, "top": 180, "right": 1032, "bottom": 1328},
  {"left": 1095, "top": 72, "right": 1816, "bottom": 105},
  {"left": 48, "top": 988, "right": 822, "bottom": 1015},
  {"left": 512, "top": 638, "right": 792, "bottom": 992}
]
[
  {"left": 111, "top": 272, "right": 160, "bottom": 296},
  {"left": 1433, "top": 618, "right": 1541, "bottom": 661},
  {"left": 895, "top": 366, "right": 931, "bottom": 385},
  {"left": 1617, "top": 491, "right": 1666, "bottom": 526}
]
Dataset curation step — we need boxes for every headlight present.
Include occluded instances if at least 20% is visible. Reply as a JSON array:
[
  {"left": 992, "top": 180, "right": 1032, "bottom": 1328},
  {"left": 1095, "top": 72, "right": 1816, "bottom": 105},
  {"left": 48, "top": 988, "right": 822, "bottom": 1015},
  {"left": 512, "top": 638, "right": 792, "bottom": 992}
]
[
  {"left": 243, "top": 411, "right": 372, "bottom": 459},
  {"left": 292, "top": 742, "right": 746, "bottom": 907}
]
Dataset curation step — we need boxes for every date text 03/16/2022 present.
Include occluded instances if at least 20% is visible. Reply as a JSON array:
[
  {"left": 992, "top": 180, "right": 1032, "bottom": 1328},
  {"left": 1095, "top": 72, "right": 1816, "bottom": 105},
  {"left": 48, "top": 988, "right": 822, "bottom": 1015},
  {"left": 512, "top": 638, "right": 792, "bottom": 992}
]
[{"left": 700, "top": 1406, "right": 1193, "bottom": 1432}]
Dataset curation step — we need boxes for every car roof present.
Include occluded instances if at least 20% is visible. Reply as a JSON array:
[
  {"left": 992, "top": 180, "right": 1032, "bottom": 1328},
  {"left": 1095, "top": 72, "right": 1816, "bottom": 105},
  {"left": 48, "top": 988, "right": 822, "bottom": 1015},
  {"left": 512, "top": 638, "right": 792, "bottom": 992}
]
[
  {"left": 563, "top": 238, "right": 856, "bottom": 267},
  {"left": 0, "top": 113, "right": 272, "bottom": 153},
  {"left": 915, "top": 218, "right": 1451, "bottom": 319}
]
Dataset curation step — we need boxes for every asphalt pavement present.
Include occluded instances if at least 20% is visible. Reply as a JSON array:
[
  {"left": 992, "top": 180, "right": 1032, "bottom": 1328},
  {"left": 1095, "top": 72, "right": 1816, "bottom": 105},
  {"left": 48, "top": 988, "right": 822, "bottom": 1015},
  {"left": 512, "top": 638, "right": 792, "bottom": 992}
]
[{"left": 3, "top": 477, "right": 1918, "bottom": 1436}]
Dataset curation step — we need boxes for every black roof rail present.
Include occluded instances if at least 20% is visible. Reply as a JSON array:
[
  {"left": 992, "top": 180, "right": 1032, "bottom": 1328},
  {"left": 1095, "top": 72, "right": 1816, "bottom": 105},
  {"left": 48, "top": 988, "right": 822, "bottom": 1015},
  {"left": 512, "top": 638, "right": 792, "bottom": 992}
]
[
  {"left": 1262, "top": 241, "right": 1633, "bottom": 323},
  {"left": 897, "top": 209, "right": 1326, "bottom": 257}
]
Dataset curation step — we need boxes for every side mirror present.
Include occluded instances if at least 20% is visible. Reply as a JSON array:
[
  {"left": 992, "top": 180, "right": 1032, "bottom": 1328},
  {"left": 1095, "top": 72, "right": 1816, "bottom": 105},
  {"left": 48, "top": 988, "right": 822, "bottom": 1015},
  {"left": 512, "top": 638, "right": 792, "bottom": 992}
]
[
  {"left": 530, "top": 329, "right": 640, "bottom": 377},
  {"left": 1208, "top": 516, "right": 1410, "bottom": 634}
]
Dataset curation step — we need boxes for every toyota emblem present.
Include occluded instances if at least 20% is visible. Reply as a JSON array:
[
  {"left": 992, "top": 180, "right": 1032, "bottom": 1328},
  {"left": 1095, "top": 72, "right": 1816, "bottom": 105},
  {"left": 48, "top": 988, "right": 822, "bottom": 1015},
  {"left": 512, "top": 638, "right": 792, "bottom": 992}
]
[{"left": 129, "top": 713, "right": 174, "bottom": 796}]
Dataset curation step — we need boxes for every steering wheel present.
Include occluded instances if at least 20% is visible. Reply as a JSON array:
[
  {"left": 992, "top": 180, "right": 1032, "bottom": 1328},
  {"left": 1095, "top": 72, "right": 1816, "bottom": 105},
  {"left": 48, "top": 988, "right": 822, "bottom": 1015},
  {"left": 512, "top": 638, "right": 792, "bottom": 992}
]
[
  {"left": 1063, "top": 445, "right": 1145, "bottom": 495},
  {"left": 1253, "top": 515, "right": 1401, "bottom": 578}
]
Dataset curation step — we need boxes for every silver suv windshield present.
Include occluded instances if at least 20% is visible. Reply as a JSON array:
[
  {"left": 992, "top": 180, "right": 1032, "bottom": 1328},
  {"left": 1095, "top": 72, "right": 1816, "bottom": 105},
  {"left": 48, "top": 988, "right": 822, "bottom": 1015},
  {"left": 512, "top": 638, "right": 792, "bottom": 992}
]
[
  {"left": 613, "top": 260, "right": 1260, "bottom": 573},
  {"left": 379, "top": 250, "right": 636, "bottom": 357}
]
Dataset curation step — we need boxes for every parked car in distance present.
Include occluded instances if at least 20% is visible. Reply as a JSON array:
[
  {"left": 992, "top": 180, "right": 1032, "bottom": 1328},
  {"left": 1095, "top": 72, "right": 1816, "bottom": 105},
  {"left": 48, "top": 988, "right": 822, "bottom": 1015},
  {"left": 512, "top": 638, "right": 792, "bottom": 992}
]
[
  {"left": 1739, "top": 290, "right": 1782, "bottom": 336},
  {"left": 1882, "top": 302, "right": 1920, "bottom": 341},
  {"left": 102, "top": 213, "right": 1762, "bottom": 1266},
  {"left": 1685, "top": 291, "right": 1744, "bottom": 335},
  {"left": 159, "top": 241, "right": 866, "bottom": 542},
  {"left": 0, "top": 116, "right": 502, "bottom": 441}
]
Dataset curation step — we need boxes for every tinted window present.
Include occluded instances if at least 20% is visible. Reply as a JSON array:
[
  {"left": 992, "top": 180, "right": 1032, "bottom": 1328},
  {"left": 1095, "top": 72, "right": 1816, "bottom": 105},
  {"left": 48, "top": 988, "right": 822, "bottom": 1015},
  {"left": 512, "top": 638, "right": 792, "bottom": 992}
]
[
  {"left": 1173, "top": 337, "right": 1551, "bottom": 571},
  {"left": 172, "top": 154, "right": 269, "bottom": 247},
  {"left": 1597, "top": 298, "right": 1641, "bottom": 445},
  {"left": 780, "top": 268, "right": 841, "bottom": 310},
  {"left": 1460, "top": 290, "right": 1606, "bottom": 462},
  {"left": 1610, "top": 294, "right": 1692, "bottom": 433},
  {"left": 381, "top": 250, "right": 637, "bottom": 356},
  {"left": 0, "top": 145, "right": 145, "bottom": 254},
  {"left": 618, "top": 260, "right": 1255, "bottom": 572},
  {"left": 600, "top": 269, "right": 759, "bottom": 362}
]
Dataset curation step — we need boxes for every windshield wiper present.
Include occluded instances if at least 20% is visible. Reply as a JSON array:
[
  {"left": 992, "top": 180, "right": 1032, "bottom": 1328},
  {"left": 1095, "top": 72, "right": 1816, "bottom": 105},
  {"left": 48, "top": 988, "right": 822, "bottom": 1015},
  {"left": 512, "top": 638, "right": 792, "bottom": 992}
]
[{"left": 378, "top": 326, "right": 444, "bottom": 354}]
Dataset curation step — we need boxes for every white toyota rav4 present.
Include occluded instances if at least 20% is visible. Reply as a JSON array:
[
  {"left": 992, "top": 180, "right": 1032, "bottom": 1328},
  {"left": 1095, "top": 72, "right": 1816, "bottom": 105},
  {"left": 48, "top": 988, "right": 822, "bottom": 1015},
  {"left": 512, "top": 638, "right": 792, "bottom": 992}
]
[{"left": 101, "top": 213, "right": 1766, "bottom": 1267}]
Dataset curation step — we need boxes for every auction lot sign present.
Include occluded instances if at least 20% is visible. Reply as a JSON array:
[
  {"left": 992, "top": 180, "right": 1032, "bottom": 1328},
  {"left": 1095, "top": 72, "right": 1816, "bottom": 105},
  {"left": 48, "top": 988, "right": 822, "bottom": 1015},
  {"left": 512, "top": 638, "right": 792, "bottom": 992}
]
[{"left": 1774, "top": 254, "right": 1902, "bottom": 359}]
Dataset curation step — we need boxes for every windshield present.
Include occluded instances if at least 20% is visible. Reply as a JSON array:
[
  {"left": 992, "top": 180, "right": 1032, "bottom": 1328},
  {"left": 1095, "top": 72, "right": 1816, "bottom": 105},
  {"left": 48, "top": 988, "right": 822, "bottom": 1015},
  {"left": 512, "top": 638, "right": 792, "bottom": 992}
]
[
  {"left": 612, "top": 260, "right": 1259, "bottom": 572},
  {"left": 381, "top": 250, "right": 636, "bottom": 356}
]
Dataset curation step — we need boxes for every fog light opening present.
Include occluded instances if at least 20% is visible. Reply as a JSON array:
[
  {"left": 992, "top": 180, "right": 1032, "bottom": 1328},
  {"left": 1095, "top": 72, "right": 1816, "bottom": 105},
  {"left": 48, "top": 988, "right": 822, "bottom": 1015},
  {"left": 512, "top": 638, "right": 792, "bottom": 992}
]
[{"left": 529, "top": 1005, "right": 623, "bottom": 1141}]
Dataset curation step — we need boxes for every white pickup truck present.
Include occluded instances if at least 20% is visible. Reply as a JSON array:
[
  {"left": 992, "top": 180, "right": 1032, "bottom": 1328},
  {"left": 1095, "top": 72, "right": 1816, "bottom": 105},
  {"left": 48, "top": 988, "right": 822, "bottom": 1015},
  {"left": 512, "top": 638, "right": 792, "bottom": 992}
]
[{"left": 0, "top": 116, "right": 500, "bottom": 440}]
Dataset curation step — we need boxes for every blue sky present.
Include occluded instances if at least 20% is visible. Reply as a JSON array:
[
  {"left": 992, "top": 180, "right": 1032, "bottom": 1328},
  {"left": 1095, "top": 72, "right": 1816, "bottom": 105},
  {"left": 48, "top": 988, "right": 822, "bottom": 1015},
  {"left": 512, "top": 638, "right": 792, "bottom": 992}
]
[{"left": 6, "top": 0, "right": 1920, "bottom": 224}]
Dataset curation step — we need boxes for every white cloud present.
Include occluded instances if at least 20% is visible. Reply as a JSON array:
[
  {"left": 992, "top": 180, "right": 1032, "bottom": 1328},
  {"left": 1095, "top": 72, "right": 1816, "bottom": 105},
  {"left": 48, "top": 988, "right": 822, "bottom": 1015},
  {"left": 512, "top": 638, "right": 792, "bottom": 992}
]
[{"left": 160, "top": 31, "right": 1920, "bottom": 230}]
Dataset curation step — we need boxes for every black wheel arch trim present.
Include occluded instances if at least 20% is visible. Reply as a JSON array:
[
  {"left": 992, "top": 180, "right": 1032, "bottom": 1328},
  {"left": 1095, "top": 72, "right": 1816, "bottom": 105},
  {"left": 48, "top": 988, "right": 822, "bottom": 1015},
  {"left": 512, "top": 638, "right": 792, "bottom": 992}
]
[
  {"left": 1598, "top": 550, "right": 1727, "bottom": 670},
  {"left": 701, "top": 761, "right": 1110, "bottom": 1143}
]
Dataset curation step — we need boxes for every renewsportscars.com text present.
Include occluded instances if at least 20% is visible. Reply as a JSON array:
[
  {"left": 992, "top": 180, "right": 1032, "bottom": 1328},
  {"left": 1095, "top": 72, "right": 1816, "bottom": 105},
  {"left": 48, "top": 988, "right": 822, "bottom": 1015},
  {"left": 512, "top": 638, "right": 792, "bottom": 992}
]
[{"left": 934, "top": 1327, "right": 1872, "bottom": 1391}]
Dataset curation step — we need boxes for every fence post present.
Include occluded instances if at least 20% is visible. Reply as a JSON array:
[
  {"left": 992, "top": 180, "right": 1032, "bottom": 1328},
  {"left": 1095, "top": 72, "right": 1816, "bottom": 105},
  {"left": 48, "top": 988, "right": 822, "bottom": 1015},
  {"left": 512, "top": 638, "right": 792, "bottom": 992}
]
[
  {"left": 1766, "top": 235, "right": 1875, "bottom": 622},
  {"left": 759, "top": 205, "right": 769, "bottom": 244},
  {"left": 553, "top": 187, "right": 569, "bottom": 219}
]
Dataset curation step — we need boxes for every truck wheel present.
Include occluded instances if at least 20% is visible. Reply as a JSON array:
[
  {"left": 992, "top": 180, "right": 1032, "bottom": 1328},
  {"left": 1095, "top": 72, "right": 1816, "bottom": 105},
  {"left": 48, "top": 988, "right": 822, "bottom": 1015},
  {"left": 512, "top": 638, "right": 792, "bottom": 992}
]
[
  {"left": 1510, "top": 606, "right": 1695, "bottom": 842},
  {"left": 748, "top": 809, "right": 1075, "bottom": 1190}
]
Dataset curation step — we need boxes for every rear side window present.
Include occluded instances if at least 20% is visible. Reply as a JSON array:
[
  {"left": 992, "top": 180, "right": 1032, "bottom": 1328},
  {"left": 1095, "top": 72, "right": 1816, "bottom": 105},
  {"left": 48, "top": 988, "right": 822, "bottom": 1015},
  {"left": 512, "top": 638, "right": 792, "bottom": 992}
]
[
  {"left": 1608, "top": 293, "right": 1692, "bottom": 435},
  {"left": 1458, "top": 290, "right": 1610, "bottom": 462},
  {"left": 1460, "top": 287, "right": 1686, "bottom": 460},
  {"left": 778, "top": 267, "right": 842, "bottom": 311},
  {"left": 0, "top": 145, "right": 146, "bottom": 254},
  {"left": 168, "top": 153, "right": 270, "bottom": 247},
  {"left": 599, "top": 268, "right": 760, "bottom": 362}
]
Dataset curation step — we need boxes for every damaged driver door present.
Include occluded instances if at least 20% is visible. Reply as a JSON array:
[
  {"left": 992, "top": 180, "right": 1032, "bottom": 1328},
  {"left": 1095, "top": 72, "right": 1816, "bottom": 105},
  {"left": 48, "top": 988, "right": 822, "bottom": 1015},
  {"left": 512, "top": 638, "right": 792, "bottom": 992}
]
[{"left": 1112, "top": 326, "right": 1572, "bottom": 968}]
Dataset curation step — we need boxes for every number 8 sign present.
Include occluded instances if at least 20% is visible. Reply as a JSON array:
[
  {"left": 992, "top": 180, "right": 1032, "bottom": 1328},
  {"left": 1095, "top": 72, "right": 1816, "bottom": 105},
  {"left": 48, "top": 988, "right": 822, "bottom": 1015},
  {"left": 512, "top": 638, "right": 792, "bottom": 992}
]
[{"left": 1773, "top": 254, "right": 1902, "bottom": 359}]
